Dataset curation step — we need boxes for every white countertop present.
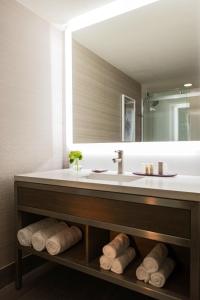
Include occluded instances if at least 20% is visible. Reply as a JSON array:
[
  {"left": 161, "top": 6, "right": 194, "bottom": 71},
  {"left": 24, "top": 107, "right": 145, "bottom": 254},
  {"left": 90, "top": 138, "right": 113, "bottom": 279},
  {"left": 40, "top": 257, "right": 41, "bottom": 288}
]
[{"left": 15, "top": 169, "right": 200, "bottom": 202}]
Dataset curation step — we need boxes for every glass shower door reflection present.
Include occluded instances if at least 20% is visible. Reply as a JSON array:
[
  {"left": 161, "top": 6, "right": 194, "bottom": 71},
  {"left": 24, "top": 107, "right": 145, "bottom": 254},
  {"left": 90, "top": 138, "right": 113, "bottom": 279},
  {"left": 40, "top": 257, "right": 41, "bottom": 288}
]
[{"left": 142, "top": 89, "right": 200, "bottom": 142}]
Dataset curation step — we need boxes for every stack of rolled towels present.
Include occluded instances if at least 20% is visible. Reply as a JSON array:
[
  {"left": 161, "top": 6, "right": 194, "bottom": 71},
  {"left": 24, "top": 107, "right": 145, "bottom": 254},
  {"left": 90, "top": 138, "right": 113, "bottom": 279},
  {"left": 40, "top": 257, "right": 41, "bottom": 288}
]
[
  {"left": 100, "top": 233, "right": 136, "bottom": 274},
  {"left": 136, "top": 243, "right": 175, "bottom": 288},
  {"left": 17, "top": 218, "right": 82, "bottom": 255}
]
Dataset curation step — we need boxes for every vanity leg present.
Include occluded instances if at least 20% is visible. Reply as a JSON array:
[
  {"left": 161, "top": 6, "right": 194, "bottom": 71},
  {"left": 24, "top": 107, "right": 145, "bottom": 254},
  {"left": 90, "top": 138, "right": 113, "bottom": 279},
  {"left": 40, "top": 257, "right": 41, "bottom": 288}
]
[
  {"left": 15, "top": 248, "right": 22, "bottom": 289},
  {"left": 15, "top": 184, "right": 23, "bottom": 289},
  {"left": 190, "top": 205, "right": 200, "bottom": 300}
]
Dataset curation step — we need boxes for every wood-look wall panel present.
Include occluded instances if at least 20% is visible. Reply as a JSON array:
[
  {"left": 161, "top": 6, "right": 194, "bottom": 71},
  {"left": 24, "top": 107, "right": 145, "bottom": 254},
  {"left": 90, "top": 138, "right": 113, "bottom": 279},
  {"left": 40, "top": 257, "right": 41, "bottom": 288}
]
[{"left": 72, "top": 40, "right": 141, "bottom": 143}]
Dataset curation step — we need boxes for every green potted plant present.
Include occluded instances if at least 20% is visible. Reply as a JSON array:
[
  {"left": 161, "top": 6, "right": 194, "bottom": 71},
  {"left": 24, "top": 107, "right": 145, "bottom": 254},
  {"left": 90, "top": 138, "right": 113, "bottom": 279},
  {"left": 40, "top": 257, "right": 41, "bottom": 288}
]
[{"left": 68, "top": 151, "right": 83, "bottom": 172}]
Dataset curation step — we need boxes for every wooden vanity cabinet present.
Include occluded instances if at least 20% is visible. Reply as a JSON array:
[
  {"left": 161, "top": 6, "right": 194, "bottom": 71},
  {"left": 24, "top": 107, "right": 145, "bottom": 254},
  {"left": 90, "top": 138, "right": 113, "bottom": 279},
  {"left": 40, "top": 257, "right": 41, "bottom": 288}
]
[{"left": 15, "top": 181, "right": 200, "bottom": 300}]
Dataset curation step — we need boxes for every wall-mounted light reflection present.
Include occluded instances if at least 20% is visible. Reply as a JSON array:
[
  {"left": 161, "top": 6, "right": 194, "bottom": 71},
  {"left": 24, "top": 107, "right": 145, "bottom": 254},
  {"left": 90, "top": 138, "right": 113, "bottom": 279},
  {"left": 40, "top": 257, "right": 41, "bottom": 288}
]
[{"left": 66, "top": 0, "right": 160, "bottom": 32}]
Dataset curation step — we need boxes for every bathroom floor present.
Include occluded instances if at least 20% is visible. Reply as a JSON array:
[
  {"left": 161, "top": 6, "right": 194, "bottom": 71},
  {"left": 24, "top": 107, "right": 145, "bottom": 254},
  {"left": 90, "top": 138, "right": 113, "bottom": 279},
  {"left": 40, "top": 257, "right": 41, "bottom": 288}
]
[{"left": 0, "top": 265, "right": 152, "bottom": 300}]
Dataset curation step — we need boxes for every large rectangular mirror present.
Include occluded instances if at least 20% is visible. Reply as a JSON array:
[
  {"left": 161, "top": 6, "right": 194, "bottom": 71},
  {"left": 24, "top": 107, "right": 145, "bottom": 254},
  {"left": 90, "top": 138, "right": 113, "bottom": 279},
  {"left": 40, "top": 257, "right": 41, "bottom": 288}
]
[{"left": 72, "top": 0, "right": 200, "bottom": 143}]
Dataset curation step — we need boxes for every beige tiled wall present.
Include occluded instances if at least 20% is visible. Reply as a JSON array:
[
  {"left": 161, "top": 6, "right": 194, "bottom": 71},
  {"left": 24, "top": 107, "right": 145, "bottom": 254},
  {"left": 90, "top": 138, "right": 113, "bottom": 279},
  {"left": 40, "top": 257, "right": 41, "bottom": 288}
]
[{"left": 0, "top": 0, "right": 64, "bottom": 268}]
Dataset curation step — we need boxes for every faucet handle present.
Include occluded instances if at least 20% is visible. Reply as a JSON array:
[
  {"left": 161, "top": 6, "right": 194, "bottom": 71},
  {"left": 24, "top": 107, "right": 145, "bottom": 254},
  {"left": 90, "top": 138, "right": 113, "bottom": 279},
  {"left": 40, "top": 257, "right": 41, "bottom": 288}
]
[{"left": 115, "top": 150, "right": 124, "bottom": 156}]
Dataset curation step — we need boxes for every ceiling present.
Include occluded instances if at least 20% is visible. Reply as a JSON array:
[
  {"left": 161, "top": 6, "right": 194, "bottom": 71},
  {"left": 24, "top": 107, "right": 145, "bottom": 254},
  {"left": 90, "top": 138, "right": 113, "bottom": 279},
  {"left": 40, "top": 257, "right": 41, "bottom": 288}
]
[
  {"left": 17, "top": 0, "right": 113, "bottom": 25},
  {"left": 17, "top": 0, "right": 200, "bottom": 89},
  {"left": 73, "top": 0, "right": 200, "bottom": 89}
]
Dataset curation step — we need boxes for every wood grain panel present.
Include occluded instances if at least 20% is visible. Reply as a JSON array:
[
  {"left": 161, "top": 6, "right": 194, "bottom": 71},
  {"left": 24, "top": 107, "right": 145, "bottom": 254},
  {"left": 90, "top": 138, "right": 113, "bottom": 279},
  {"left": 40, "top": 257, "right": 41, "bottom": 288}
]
[
  {"left": 18, "top": 187, "right": 191, "bottom": 239},
  {"left": 72, "top": 40, "right": 142, "bottom": 143}
]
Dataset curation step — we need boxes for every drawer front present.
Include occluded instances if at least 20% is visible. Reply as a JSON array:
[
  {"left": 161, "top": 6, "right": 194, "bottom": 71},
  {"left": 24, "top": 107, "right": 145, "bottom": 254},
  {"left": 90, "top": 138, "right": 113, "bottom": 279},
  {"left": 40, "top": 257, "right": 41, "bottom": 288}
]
[{"left": 18, "top": 187, "right": 191, "bottom": 239}]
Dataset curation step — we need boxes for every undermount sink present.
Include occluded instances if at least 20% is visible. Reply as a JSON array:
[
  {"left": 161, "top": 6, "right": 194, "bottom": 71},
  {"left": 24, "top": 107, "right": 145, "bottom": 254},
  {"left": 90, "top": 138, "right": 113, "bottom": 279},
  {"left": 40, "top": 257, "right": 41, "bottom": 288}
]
[{"left": 86, "top": 173, "right": 143, "bottom": 182}]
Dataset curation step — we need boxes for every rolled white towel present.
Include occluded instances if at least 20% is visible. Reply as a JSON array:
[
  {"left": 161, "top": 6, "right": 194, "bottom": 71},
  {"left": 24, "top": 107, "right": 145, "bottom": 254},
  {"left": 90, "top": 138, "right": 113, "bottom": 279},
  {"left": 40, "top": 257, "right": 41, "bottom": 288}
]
[
  {"left": 136, "top": 263, "right": 151, "bottom": 283},
  {"left": 103, "top": 233, "right": 129, "bottom": 259},
  {"left": 100, "top": 255, "right": 114, "bottom": 270},
  {"left": 46, "top": 225, "right": 82, "bottom": 255},
  {"left": 17, "top": 218, "right": 57, "bottom": 247},
  {"left": 111, "top": 247, "right": 136, "bottom": 274},
  {"left": 149, "top": 257, "right": 175, "bottom": 288},
  {"left": 143, "top": 243, "right": 168, "bottom": 273},
  {"left": 32, "top": 222, "right": 68, "bottom": 252}
]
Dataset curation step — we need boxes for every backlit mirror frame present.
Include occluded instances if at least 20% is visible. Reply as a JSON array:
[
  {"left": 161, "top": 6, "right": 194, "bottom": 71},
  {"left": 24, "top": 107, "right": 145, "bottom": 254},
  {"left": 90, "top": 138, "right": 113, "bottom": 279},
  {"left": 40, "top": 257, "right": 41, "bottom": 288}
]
[{"left": 64, "top": 0, "right": 200, "bottom": 158}]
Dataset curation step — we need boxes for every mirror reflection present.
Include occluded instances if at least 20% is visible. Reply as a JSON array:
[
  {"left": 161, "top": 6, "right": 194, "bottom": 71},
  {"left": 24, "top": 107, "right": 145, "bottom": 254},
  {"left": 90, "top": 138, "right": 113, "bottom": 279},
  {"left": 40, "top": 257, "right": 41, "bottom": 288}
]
[
  {"left": 143, "top": 89, "right": 200, "bottom": 141},
  {"left": 122, "top": 95, "right": 136, "bottom": 142},
  {"left": 72, "top": 0, "right": 200, "bottom": 143}
]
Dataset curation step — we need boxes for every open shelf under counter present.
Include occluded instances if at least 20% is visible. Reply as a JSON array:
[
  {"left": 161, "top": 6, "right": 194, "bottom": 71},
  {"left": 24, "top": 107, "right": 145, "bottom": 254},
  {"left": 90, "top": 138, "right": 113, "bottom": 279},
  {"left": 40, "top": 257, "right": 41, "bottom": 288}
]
[
  {"left": 18, "top": 244, "right": 189, "bottom": 300},
  {"left": 18, "top": 242, "right": 86, "bottom": 267},
  {"left": 15, "top": 180, "right": 200, "bottom": 299},
  {"left": 89, "top": 258, "right": 189, "bottom": 300}
]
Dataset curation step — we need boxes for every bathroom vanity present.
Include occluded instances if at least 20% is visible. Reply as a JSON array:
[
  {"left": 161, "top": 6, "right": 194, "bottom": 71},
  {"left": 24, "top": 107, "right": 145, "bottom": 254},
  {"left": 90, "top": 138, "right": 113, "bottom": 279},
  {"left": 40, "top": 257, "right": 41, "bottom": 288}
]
[{"left": 15, "top": 169, "right": 200, "bottom": 300}]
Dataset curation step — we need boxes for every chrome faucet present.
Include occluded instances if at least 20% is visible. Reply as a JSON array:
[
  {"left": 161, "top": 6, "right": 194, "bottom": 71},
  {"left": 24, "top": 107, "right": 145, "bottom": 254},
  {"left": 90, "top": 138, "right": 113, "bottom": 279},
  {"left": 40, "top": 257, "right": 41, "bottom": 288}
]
[{"left": 112, "top": 150, "right": 124, "bottom": 174}]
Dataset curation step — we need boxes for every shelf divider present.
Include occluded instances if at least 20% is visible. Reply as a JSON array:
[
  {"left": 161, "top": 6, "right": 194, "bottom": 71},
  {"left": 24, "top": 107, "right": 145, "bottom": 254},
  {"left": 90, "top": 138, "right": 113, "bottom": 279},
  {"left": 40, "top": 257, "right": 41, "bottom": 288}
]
[{"left": 86, "top": 225, "right": 110, "bottom": 263}]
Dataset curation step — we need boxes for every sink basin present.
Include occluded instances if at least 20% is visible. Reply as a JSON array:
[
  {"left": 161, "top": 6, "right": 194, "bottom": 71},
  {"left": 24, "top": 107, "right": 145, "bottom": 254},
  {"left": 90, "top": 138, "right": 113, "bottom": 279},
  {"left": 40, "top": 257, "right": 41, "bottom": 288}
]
[{"left": 86, "top": 173, "right": 142, "bottom": 182}]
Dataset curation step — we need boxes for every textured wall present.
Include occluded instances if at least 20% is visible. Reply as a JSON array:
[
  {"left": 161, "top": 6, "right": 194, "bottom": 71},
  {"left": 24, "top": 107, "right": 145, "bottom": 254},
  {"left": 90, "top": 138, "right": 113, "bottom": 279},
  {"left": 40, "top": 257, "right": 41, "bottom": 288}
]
[
  {"left": 0, "top": 0, "right": 64, "bottom": 268},
  {"left": 72, "top": 40, "right": 141, "bottom": 143}
]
